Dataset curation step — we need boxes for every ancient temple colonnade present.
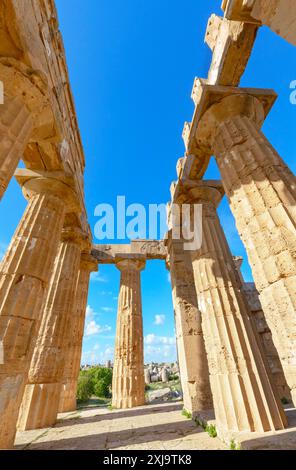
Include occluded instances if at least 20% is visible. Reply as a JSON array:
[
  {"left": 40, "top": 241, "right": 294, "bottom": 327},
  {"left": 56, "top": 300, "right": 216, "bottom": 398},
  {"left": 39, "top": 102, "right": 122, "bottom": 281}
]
[{"left": 0, "top": 0, "right": 91, "bottom": 449}]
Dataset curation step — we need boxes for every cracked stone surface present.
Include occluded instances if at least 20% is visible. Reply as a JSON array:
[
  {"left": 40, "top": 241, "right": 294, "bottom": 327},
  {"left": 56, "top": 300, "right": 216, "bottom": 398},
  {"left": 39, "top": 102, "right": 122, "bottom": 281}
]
[{"left": 14, "top": 403, "right": 227, "bottom": 450}]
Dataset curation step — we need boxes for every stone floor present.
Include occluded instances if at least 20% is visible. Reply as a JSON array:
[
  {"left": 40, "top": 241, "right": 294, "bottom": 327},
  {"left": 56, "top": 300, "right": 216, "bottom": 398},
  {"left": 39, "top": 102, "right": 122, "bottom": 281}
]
[
  {"left": 14, "top": 402, "right": 296, "bottom": 450},
  {"left": 14, "top": 402, "right": 227, "bottom": 450}
]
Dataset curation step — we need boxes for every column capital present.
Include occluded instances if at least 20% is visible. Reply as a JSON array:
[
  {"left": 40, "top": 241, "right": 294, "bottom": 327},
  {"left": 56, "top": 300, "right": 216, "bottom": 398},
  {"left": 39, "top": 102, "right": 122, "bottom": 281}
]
[
  {"left": 116, "top": 257, "right": 146, "bottom": 272},
  {"left": 183, "top": 80, "right": 277, "bottom": 157},
  {"left": 170, "top": 179, "right": 224, "bottom": 207},
  {"left": 15, "top": 169, "right": 81, "bottom": 214},
  {"left": 80, "top": 253, "right": 98, "bottom": 273},
  {"left": 61, "top": 227, "right": 90, "bottom": 251},
  {"left": 0, "top": 58, "right": 59, "bottom": 142}
]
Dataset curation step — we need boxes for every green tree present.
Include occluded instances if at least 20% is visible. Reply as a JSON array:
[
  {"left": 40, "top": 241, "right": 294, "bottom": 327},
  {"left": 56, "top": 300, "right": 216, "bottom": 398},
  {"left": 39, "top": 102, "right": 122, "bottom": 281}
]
[{"left": 77, "top": 374, "right": 93, "bottom": 402}]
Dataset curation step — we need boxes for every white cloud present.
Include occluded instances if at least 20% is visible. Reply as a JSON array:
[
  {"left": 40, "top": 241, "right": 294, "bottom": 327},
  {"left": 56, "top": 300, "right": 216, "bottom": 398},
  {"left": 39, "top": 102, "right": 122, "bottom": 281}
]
[
  {"left": 86, "top": 305, "right": 95, "bottom": 318},
  {"left": 90, "top": 272, "right": 108, "bottom": 283},
  {"left": 144, "top": 334, "right": 175, "bottom": 346},
  {"left": 85, "top": 320, "right": 112, "bottom": 336},
  {"left": 154, "top": 314, "right": 165, "bottom": 326},
  {"left": 101, "top": 307, "right": 114, "bottom": 313}
]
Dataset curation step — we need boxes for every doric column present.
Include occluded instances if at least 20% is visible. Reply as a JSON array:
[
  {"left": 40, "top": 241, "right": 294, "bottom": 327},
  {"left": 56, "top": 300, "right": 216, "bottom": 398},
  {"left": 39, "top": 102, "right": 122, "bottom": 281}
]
[
  {"left": 0, "top": 96, "right": 32, "bottom": 198},
  {"left": 18, "top": 227, "right": 87, "bottom": 431},
  {"left": 58, "top": 253, "right": 98, "bottom": 413},
  {"left": 0, "top": 173, "right": 73, "bottom": 448},
  {"left": 0, "top": 59, "right": 55, "bottom": 199},
  {"left": 188, "top": 180, "right": 287, "bottom": 438},
  {"left": 166, "top": 231, "right": 213, "bottom": 415},
  {"left": 112, "top": 258, "right": 146, "bottom": 409},
  {"left": 233, "top": 257, "right": 291, "bottom": 402},
  {"left": 192, "top": 85, "right": 296, "bottom": 405}
]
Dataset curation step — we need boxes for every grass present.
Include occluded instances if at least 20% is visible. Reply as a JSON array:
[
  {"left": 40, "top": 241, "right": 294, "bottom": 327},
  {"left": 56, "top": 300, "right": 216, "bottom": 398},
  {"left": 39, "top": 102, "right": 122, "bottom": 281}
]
[
  {"left": 229, "top": 439, "right": 241, "bottom": 451},
  {"left": 77, "top": 396, "right": 111, "bottom": 410},
  {"left": 145, "top": 379, "right": 180, "bottom": 392},
  {"left": 195, "top": 418, "right": 217, "bottom": 438},
  {"left": 206, "top": 424, "right": 217, "bottom": 438},
  {"left": 182, "top": 409, "right": 192, "bottom": 419}
]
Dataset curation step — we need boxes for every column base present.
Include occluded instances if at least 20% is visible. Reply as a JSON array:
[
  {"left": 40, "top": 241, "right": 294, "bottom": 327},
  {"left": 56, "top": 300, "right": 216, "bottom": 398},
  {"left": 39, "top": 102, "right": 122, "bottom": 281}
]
[
  {"left": 112, "top": 395, "right": 146, "bottom": 409},
  {"left": 18, "top": 382, "right": 61, "bottom": 431},
  {"left": 58, "top": 381, "right": 77, "bottom": 413},
  {"left": 0, "top": 374, "right": 25, "bottom": 449}
]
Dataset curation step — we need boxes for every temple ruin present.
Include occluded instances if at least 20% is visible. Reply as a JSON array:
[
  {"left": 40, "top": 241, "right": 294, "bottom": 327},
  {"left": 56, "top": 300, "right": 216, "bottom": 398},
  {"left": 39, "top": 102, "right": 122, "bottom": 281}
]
[{"left": 1, "top": 0, "right": 296, "bottom": 449}]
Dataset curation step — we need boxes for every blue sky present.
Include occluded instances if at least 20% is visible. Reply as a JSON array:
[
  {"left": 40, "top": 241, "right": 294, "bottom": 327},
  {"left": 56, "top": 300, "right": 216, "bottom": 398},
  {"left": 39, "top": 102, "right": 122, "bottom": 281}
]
[{"left": 1, "top": 0, "right": 296, "bottom": 365}]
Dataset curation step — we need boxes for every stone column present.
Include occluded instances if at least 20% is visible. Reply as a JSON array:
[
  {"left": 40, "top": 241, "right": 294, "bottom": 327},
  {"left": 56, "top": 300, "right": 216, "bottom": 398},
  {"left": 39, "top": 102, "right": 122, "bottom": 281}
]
[
  {"left": 188, "top": 180, "right": 287, "bottom": 438},
  {"left": 0, "top": 59, "right": 54, "bottom": 200},
  {"left": 166, "top": 232, "right": 213, "bottom": 415},
  {"left": 58, "top": 254, "right": 98, "bottom": 413},
  {"left": 0, "top": 96, "right": 32, "bottom": 199},
  {"left": 17, "top": 227, "right": 86, "bottom": 431},
  {"left": 233, "top": 258, "right": 291, "bottom": 402},
  {"left": 112, "top": 258, "right": 146, "bottom": 409},
  {"left": 194, "top": 87, "right": 296, "bottom": 405},
  {"left": 0, "top": 175, "right": 70, "bottom": 448}
]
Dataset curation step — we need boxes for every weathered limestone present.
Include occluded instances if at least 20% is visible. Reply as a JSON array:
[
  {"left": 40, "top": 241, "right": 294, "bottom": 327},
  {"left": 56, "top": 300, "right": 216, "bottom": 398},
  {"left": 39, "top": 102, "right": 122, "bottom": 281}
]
[
  {"left": 166, "top": 231, "right": 213, "bottom": 415},
  {"left": 0, "top": 59, "right": 56, "bottom": 199},
  {"left": 205, "top": 14, "right": 258, "bottom": 86},
  {"left": 222, "top": 0, "right": 296, "bottom": 46},
  {"left": 0, "top": 173, "right": 73, "bottom": 448},
  {"left": 112, "top": 258, "right": 146, "bottom": 409},
  {"left": 92, "top": 240, "right": 167, "bottom": 264},
  {"left": 185, "top": 180, "right": 287, "bottom": 437},
  {"left": 233, "top": 257, "right": 291, "bottom": 402},
  {"left": 184, "top": 82, "right": 296, "bottom": 406},
  {"left": 58, "top": 253, "right": 98, "bottom": 413},
  {"left": 18, "top": 227, "right": 87, "bottom": 431},
  {"left": 0, "top": 95, "right": 32, "bottom": 198}
]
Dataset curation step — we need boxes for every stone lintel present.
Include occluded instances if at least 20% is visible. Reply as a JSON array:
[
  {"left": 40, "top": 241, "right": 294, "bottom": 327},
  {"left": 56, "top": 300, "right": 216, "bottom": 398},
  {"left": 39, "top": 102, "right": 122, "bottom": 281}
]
[
  {"left": 92, "top": 240, "right": 167, "bottom": 264},
  {"left": 205, "top": 14, "right": 259, "bottom": 87},
  {"left": 222, "top": 0, "right": 260, "bottom": 24},
  {"left": 184, "top": 81, "right": 277, "bottom": 156},
  {"left": 14, "top": 168, "right": 82, "bottom": 214}
]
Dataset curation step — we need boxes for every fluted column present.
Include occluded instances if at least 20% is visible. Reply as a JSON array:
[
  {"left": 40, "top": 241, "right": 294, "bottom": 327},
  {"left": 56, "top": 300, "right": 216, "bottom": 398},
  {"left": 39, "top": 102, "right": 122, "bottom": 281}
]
[
  {"left": 196, "top": 89, "right": 296, "bottom": 405},
  {"left": 0, "top": 176, "right": 69, "bottom": 448},
  {"left": 0, "top": 96, "right": 32, "bottom": 198},
  {"left": 17, "top": 227, "right": 87, "bottom": 431},
  {"left": 0, "top": 59, "right": 54, "bottom": 200},
  {"left": 166, "top": 232, "right": 213, "bottom": 414},
  {"left": 189, "top": 180, "right": 287, "bottom": 438},
  {"left": 112, "top": 258, "right": 146, "bottom": 409},
  {"left": 58, "top": 254, "right": 98, "bottom": 413},
  {"left": 233, "top": 257, "right": 291, "bottom": 402}
]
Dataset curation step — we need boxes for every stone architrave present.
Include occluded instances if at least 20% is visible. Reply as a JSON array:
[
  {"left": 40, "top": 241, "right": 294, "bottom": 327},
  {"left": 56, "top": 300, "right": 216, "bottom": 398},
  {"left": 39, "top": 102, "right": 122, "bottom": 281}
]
[
  {"left": 187, "top": 180, "right": 287, "bottom": 438},
  {"left": 17, "top": 227, "right": 87, "bottom": 431},
  {"left": 112, "top": 258, "right": 146, "bottom": 409},
  {"left": 185, "top": 82, "right": 296, "bottom": 406},
  {"left": 58, "top": 253, "right": 98, "bottom": 413},
  {"left": 222, "top": 0, "right": 296, "bottom": 47},
  {"left": 0, "top": 170, "right": 79, "bottom": 448},
  {"left": 166, "top": 232, "right": 213, "bottom": 415}
]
